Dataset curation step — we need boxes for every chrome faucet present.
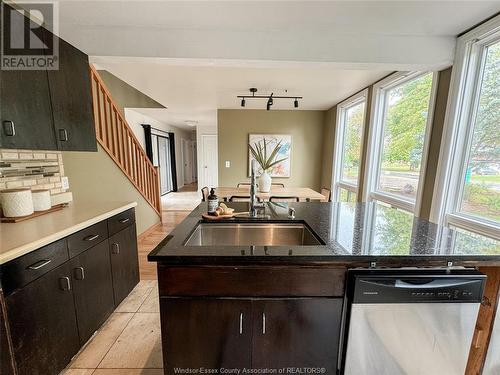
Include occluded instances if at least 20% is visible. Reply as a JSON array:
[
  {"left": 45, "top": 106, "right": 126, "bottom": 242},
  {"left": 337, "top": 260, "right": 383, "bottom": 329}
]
[{"left": 250, "top": 160, "right": 264, "bottom": 217}]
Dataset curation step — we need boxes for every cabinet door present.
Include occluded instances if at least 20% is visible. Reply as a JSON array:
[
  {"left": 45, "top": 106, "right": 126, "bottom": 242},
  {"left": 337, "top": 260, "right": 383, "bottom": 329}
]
[
  {"left": 109, "top": 225, "right": 139, "bottom": 306},
  {"left": 0, "top": 290, "right": 16, "bottom": 375},
  {"left": 161, "top": 298, "right": 252, "bottom": 373},
  {"left": 48, "top": 37, "right": 97, "bottom": 151},
  {"left": 6, "top": 262, "right": 80, "bottom": 375},
  {"left": 252, "top": 298, "right": 343, "bottom": 374},
  {"left": 0, "top": 7, "right": 57, "bottom": 150},
  {"left": 70, "top": 240, "right": 114, "bottom": 345}
]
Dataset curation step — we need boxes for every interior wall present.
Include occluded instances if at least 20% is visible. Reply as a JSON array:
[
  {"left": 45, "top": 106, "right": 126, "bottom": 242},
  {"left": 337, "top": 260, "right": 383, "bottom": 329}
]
[
  {"left": 62, "top": 145, "right": 160, "bottom": 235},
  {"left": 217, "top": 109, "right": 325, "bottom": 190},
  {"left": 320, "top": 107, "right": 337, "bottom": 190},
  {"left": 125, "top": 109, "right": 194, "bottom": 190},
  {"left": 97, "top": 70, "right": 164, "bottom": 116}
]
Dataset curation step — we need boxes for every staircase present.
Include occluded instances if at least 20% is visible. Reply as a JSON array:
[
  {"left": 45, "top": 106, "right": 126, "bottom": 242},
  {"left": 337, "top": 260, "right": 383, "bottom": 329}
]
[{"left": 89, "top": 65, "right": 161, "bottom": 216}]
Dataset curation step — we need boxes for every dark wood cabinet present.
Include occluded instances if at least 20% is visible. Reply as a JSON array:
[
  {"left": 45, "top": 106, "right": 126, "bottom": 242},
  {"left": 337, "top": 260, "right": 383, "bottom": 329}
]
[
  {"left": 161, "top": 297, "right": 342, "bottom": 374},
  {"left": 0, "top": 66, "right": 57, "bottom": 150},
  {"left": 48, "top": 37, "right": 97, "bottom": 151},
  {"left": 252, "top": 299, "right": 342, "bottom": 373},
  {"left": 158, "top": 265, "right": 346, "bottom": 374},
  {"left": 109, "top": 225, "right": 140, "bottom": 306},
  {"left": 6, "top": 262, "right": 80, "bottom": 375},
  {"left": 70, "top": 239, "right": 115, "bottom": 344},
  {"left": 162, "top": 298, "right": 252, "bottom": 372},
  {"left": 0, "top": 208, "right": 138, "bottom": 375},
  {"left": 0, "top": 5, "right": 96, "bottom": 151}
]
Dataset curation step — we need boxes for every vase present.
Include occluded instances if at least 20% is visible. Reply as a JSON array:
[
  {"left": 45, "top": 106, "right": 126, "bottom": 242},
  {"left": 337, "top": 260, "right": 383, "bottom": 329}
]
[{"left": 259, "top": 171, "right": 272, "bottom": 193}]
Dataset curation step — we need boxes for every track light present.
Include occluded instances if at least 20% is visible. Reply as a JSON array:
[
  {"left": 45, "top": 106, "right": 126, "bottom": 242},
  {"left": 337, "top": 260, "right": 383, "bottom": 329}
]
[{"left": 237, "top": 88, "right": 302, "bottom": 110}]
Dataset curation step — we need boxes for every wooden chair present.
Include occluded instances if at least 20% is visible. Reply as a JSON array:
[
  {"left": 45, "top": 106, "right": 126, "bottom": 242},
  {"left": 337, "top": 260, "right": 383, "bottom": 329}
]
[
  {"left": 321, "top": 188, "right": 332, "bottom": 202},
  {"left": 269, "top": 196, "right": 300, "bottom": 202},
  {"left": 271, "top": 183, "right": 285, "bottom": 188},
  {"left": 229, "top": 195, "right": 251, "bottom": 202},
  {"left": 201, "top": 186, "right": 209, "bottom": 202}
]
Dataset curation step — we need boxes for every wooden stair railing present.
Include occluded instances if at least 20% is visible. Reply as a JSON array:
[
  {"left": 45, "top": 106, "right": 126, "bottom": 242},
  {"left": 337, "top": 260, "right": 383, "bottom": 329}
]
[{"left": 89, "top": 65, "right": 161, "bottom": 216}]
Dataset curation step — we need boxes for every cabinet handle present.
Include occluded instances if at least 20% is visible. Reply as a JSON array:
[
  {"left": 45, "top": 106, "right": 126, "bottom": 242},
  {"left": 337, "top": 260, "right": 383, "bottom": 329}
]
[
  {"left": 2, "top": 121, "right": 15, "bottom": 136},
  {"left": 74, "top": 267, "right": 85, "bottom": 280},
  {"left": 59, "top": 277, "right": 71, "bottom": 291},
  {"left": 111, "top": 243, "right": 120, "bottom": 254},
  {"left": 83, "top": 234, "right": 100, "bottom": 242},
  {"left": 27, "top": 259, "right": 52, "bottom": 270},
  {"left": 262, "top": 313, "right": 266, "bottom": 335},
  {"left": 58, "top": 128, "right": 68, "bottom": 141},
  {"left": 239, "top": 313, "right": 243, "bottom": 335},
  {"left": 118, "top": 218, "right": 130, "bottom": 224}
]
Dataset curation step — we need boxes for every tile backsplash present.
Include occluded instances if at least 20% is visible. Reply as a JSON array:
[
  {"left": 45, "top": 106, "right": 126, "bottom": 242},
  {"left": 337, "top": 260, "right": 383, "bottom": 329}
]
[{"left": 0, "top": 149, "right": 67, "bottom": 195}]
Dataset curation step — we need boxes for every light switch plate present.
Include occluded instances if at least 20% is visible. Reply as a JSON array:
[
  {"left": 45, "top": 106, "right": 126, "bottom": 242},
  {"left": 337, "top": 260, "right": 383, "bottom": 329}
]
[
  {"left": 61, "top": 176, "right": 70, "bottom": 189},
  {"left": 225, "top": 161, "right": 231, "bottom": 168}
]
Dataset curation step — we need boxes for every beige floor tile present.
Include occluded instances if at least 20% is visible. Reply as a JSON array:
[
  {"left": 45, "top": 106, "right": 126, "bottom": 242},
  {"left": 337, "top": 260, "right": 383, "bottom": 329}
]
[
  {"left": 114, "top": 281, "right": 155, "bottom": 313},
  {"left": 70, "top": 313, "right": 134, "bottom": 369},
  {"left": 60, "top": 369, "right": 95, "bottom": 375},
  {"left": 138, "top": 286, "right": 159, "bottom": 313},
  {"left": 98, "top": 313, "right": 163, "bottom": 369},
  {"left": 92, "top": 370, "right": 163, "bottom": 375}
]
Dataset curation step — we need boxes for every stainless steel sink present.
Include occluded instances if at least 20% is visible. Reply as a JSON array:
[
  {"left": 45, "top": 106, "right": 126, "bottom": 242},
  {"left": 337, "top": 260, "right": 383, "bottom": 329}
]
[{"left": 184, "top": 222, "right": 323, "bottom": 246}]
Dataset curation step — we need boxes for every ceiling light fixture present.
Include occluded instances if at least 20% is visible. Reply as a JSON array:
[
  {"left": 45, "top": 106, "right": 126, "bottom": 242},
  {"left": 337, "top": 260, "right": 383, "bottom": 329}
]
[{"left": 237, "top": 88, "right": 302, "bottom": 110}]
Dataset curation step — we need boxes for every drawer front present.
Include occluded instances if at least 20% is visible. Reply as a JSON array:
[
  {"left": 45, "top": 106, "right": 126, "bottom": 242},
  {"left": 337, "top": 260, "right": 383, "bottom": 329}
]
[
  {"left": 159, "top": 266, "right": 346, "bottom": 297},
  {"left": 67, "top": 221, "right": 108, "bottom": 258},
  {"left": 107, "top": 208, "right": 135, "bottom": 236},
  {"left": 1, "top": 239, "right": 68, "bottom": 295}
]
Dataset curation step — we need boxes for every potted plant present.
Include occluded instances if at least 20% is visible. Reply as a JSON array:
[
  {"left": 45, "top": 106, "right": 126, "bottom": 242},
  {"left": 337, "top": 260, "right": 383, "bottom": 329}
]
[{"left": 248, "top": 138, "right": 287, "bottom": 192}]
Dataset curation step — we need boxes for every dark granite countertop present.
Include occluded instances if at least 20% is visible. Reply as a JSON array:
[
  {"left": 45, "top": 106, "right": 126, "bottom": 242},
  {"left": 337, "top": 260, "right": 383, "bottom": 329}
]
[{"left": 148, "top": 202, "right": 500, "bottom": 267}]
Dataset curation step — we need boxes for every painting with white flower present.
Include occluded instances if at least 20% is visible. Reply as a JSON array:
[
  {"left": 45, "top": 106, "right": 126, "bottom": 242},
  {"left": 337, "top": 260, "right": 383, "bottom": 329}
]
[{"left": 248, "top": 134, "right": 291, "bottom": 177}]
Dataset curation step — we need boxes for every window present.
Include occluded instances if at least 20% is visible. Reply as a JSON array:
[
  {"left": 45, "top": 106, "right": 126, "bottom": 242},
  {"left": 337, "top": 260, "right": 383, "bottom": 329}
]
[
  {"left": 432, "top": 15, "right": 500, "bottom": 240},
  {"left": 332, "top": 90, "right": 367, "bottom": 201},
  {"left": 364, "top": 71, "right": 437, "bottom": 213}
]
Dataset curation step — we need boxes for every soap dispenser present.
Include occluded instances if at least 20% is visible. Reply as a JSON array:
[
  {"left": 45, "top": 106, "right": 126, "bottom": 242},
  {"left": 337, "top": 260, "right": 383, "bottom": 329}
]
[{"left": 207, "top": 188, "right": 218, "bottom": 215}]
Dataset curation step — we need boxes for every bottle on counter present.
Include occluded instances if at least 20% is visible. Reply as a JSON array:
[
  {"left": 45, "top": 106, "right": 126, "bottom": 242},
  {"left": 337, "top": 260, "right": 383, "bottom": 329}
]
[{"left": 207, "top": 188, "right": 218, "bottom": 215}]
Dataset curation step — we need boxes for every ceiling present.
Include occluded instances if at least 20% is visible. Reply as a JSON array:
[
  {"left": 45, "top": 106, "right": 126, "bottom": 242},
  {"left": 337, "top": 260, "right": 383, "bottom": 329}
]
[{"left": 51, "top": 1, "right": 500, "bottom": 127}]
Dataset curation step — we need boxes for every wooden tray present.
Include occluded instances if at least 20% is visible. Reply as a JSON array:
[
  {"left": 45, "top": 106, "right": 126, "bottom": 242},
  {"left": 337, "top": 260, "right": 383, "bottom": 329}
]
[
  {"left": 0, "top": 204, "right": 67, "bottom": 223},
  {"left": 202, "top": 213, "right": 235, "bottom": 220}
]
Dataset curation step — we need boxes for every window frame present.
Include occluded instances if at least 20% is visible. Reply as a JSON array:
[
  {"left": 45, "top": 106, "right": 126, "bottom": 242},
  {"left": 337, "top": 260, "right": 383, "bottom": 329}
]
[
  {"left": 431, "top": 15, "right": 500, "bottom": 240},
  {"left": 331, "top": 89, "right": 368, "bottom": 202},
  {"left": 363, "top": 71, "right": 438, "bottom": 214}
]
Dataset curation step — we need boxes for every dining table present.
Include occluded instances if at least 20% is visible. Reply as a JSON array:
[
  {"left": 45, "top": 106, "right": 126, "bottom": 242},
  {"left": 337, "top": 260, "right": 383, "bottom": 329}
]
[{"left": 215, "top": 186, "right": 326, "bottom": 202}]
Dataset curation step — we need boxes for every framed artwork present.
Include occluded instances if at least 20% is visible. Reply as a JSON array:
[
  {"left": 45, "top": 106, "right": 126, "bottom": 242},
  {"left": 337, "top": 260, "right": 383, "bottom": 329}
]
[{"left": 248, "top": 134, "right": 292, "bottom": 177}]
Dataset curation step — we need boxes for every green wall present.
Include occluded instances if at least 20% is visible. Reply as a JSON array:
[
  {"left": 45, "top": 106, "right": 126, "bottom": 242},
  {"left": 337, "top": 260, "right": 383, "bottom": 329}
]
[{"left": 218, "top": 109, "right": 325, "bottom": 190}]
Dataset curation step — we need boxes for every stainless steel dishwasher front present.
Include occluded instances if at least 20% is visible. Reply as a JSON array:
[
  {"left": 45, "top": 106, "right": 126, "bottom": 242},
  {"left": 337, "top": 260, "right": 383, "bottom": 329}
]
[{"left": 341, "top": 269, "right": 486, "bottom": 375}]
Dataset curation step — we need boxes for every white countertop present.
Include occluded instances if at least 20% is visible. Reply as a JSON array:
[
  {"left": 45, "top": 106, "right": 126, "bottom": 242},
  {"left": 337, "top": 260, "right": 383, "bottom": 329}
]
[{"left": 0, "top": 201, "right": 137, "bottom": 265}]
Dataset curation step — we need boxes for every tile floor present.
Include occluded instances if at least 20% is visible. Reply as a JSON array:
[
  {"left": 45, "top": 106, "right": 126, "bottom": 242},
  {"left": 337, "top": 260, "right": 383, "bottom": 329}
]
[{"left": 62, "top": 280, "right": 162, "bottom": 375}]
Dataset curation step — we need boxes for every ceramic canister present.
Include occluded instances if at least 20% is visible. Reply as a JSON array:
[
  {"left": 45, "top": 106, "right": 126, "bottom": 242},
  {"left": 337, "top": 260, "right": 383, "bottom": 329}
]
[
  {"left": 32, "top": 189, "right": 51, "bottom": 211},
  {"left": 0, "top": 188, "right": 34, "bottom": 217}
]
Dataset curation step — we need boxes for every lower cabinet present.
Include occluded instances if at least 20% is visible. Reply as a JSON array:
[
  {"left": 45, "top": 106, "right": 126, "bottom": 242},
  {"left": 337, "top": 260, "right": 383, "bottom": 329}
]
[
  {"left": 0, "top": 208, "right": 139, "bottom": 375},
  {"left": 161, "top": 297, "right": 343, "bottom": 374},
  {"left": 6, "top": 262, "right": 80, "bottom": 375},
  {"left": 70, "top": 240, "right": 115, "bottom": 345},
  {"left": 109, "top": 225, "right": 140, "bottom": 306}
]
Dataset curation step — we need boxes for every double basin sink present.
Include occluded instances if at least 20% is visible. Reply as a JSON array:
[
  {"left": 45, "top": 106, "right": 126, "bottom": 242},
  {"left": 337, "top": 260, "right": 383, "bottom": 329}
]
[{"left": 184, "top": 222, "right": 323, "bottom": 246}]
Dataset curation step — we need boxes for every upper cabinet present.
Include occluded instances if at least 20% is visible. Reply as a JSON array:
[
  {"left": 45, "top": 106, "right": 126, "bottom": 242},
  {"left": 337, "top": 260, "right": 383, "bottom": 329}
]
[
  {"left": 0, "top": 5, "right": 97, "bottom": 151},
  {"left": 48, "top": 38, "right": 97, "bottom": 151}
]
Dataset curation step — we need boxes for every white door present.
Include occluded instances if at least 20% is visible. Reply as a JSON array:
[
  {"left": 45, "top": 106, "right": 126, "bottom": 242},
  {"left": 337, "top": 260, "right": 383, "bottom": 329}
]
[
  {"left": 182, "top": 139, "right": 191, "bottom": 185},
  {"left": 201, "top": 135, "right": 218, "bottom": 188}
]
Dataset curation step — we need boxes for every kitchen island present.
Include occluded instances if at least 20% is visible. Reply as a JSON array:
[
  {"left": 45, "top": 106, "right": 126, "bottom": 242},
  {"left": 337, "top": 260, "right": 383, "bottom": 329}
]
[{"left": 148, "top": 202, "right": 500, "bottom": 375}]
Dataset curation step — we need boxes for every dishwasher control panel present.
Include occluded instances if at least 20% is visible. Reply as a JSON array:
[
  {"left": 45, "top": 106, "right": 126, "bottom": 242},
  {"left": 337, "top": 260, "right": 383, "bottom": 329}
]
[{"left": 349, "top": 269, "right": 486, "bottom": 304}]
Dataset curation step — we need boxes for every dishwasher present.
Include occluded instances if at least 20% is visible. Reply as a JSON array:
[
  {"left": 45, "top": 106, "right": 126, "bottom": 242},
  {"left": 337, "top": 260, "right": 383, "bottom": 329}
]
[{"left": 341, "top": 268, "right": 486, "bottom": 375}]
